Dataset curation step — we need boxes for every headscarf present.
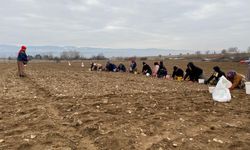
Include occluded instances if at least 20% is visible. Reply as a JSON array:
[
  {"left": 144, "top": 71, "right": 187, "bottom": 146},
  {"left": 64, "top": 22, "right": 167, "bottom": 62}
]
[
  {"left": 227, "top": 70, "right": 236, "bottom": 79},
  {"left": 213, "top": 66, "right": 220, "bottom": 72},
  {"left": 187, "top": 62, "right": 194, "bottom": 69},
  {"left": 159, "top": 61, "right": 163, "bottom": 67},
  {"left": 18, "top": 45, "right": 27, "bottom": 54}
]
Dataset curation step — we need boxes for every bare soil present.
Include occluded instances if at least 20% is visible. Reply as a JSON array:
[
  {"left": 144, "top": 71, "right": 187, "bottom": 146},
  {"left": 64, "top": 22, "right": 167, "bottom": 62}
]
[{"left": 0, "top": 60, "right": 249, "bottom": 150}]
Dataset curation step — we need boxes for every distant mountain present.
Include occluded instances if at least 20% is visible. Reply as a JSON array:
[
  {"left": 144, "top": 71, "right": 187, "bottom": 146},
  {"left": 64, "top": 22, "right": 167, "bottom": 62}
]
[{"left": 0, "top": 44, "right": 199, "bottom": 58}]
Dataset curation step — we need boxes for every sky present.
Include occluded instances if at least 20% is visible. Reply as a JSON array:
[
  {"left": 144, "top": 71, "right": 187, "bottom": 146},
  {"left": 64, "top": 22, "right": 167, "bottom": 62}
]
[{"left": 0, "top": 0, "right": 250, "bottom": 51}]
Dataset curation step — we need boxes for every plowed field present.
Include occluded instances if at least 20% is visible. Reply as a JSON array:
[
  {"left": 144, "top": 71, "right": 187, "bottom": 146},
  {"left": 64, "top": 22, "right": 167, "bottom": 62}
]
[{"left": 0, "top": 60, "right": 249, "bottom": 150}]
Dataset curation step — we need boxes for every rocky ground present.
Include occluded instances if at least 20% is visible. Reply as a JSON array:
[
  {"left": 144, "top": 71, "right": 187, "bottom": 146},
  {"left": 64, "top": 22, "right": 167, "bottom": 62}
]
[{"left": 0, "top": 60, "right": 249, "bottom": 150}]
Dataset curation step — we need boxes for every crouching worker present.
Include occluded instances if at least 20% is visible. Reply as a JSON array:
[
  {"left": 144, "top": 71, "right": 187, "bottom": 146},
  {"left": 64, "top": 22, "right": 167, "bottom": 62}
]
[
  {"left": 90, "top": 62, "right": 103, "bottom": 71},
  {"left": 152, "top": 62, "right": 160, "bottom": 77},
  {"left": 226, "top": 70, "right": 246, "bottom": 90},
  {"left": 129, "top": 60, "right": 137, "bottom": 74},
  {"left": 17, "top": 45, "right": 28, "bottom": 77},
  {"left": 184, "top": 62, "right": 203, "bottom": 82},
  {"left": 172, "top": 66, "right": 184, "bottom": 80},
  {"left": 205, "top": 66, "right": 225, "bottom": 85},
  {"left": 117, "top": 63, "right": 126, "bottom": 72},
  {"left": 157, "top": 61, "right": 167, "bottom": 78},
  {"left": 106, "top": 61, "right": 117, "bottom": 72},
  {"left": 142, "top": 62, "right": 152, "bottom": 76}
]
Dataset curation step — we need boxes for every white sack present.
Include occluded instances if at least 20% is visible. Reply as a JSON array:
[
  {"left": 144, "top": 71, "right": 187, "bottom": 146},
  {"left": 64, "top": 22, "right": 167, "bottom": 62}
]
[{"left": 212, "top": 76, "right": 232, "bottom": 102}]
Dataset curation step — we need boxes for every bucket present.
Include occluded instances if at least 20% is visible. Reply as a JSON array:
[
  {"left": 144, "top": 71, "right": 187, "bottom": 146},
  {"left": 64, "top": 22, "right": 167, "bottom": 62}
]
[
  {"left": 245, "top": 82, "right": 250, "bottom": 94},
  {"left": 177, "top": 77, "right": 183, "bottom": 81},
  {"left": 208, "top": 87, "right": 215, "bottom": 93},
  {"left": 198, "top": 79, "right": 205, "bottom": 84}
]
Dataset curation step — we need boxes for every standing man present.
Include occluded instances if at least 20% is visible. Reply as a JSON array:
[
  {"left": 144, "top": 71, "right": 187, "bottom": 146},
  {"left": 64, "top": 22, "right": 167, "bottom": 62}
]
[{"left": 17, "top": 45, "right": 28, "bottom": 77}]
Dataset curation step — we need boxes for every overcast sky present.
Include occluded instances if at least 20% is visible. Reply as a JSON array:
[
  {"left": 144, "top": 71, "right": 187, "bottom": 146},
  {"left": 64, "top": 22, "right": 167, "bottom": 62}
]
[{"left": 0, "top": 0, "right": 250, "bottom": 50}]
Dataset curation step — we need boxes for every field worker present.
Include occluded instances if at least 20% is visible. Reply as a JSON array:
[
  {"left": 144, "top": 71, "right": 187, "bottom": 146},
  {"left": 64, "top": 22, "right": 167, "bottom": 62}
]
[
  {"left": 105, "top": 61, "right": 117, "bottom": 72},
  {"left": 17, "top": 45, "right": 28, "bottom": 77},
  {"left": 172, "top": 66, "right": 184, "bottom": 80},
  {"left": 184, "top": 62, "right": 203, "bottom": 82},
  {"left": 96, "top": 63, "right": 103, "bottom": 71},
  {"left": 129, "top": 60, "right": 137, "bottom": 73},
  {"left": 157, "top": 61, "right": 167, "bottom": 78},
  {"left": 117, "top": 63, "right": 126, "bottom": 72},
  {"left": 184, "top": 67, "right": 191, "bottom": 81},
  {"left": 205, "top": 66, "right": 225, "bottom": 85},
  {"left": 90, "top": 62, "right": 97, "bottom": 71},
  {"left": 142, "top": 62, "right": 152, "bottom": 75},
  {"left": 226, "top": 70, "right": 246, "bottom": 90},
  {"left": 152, "top": 62, "right": 160, "bottom": 77},
  {"left": 90, "top": 62, "right": 103, "bottom": 71},
  {"left": 240, "top": 58, "right": 250, "bottom": 81}
]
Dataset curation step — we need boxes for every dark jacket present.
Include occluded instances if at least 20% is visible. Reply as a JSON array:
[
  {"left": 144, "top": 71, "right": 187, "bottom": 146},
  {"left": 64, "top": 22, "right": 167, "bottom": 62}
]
[
  {"left": 17, "top": 51, "right": 28, "bottom": 62},
  {"left": 157, "top": 62, "right": 167, "bottom": 77},
  {"left": 106, "top": 63, "right": 117, "bottom": 72},
  {"left": 184, "top": 62, "right": 203, "bottom": 82},
  {"left": 142, "top": 64, "right": 152, "bottom": 75},
  {"left": 130, "top": 61, "right": 137, "bottom": 70},
  {"left": 172, "top": 68, "right": 184, "bottom": 78},
  {"left": 205, "top": 67, "right": 225, "bottom": 84},
  {"left": 184, "top": 68, "right": 191, "bottom": 80},
  {"left": 117, "top": 64, "right": 126, "bottom": 72}
]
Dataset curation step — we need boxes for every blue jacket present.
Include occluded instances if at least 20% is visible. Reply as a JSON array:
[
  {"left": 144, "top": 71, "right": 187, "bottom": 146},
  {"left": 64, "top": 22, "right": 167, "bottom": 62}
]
[
  {"left": 106, "top": 63, "right": 117, "bottom": 72},
  {"left": 130, "top": 62, "right": 137, "bottom": 70},
  {"left": 17, "top": 51, "right": 28, "bottom": 62}
]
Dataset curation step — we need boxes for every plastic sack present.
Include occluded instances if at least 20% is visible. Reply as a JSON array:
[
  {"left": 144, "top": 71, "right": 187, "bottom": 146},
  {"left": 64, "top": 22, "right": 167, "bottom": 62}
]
[{"left": 212, "top": 76, "right": 232, "bottom": 102}]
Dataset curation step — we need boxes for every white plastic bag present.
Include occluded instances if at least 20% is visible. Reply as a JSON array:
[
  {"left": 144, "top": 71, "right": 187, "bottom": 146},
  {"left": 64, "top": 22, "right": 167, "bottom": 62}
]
[{"left": 212, "top": 76, "right": 232, "bottom": 102}]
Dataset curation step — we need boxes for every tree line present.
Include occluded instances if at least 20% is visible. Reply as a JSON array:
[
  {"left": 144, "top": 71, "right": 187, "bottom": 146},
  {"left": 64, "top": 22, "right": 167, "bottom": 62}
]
[
  {"left": 6, "top": 46, "right": 250, "bottom": 61},
  {"left": 192, "top": 46, "right": 250, "bottom": 56},
  {"left": 8, "top": 51, "right": 108, "bottom": 61}
]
